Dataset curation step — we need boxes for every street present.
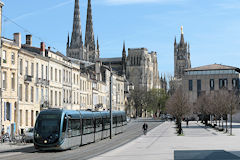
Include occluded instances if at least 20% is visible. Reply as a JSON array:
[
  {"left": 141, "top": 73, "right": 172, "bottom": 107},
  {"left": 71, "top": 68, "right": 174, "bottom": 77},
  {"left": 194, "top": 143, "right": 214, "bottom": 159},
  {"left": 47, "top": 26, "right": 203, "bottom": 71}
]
[{"left": 0, "top": 120, "right": 162, "bottom": 160}]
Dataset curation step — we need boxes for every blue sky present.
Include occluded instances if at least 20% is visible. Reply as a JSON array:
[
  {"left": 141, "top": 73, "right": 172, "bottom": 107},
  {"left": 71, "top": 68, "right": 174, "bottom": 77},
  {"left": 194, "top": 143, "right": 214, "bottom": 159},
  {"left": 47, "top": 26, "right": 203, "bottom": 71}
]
[{"left": 2, "top": 0, "right": 240, "bottom": 76}]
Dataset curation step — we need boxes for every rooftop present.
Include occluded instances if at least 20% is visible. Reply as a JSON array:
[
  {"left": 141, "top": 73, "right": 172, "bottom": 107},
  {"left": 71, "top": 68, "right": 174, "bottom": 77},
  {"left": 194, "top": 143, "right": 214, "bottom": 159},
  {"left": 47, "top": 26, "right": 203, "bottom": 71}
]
[{"left": 185, "top": 64, "right": 239, "bottom": 71}]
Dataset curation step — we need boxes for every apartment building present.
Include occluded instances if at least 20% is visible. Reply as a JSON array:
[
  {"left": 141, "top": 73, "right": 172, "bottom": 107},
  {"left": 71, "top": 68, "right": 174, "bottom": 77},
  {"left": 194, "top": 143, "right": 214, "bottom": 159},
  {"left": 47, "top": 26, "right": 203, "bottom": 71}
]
[{"left": 0, "top": 33, "right": 127, "bottom": 136}]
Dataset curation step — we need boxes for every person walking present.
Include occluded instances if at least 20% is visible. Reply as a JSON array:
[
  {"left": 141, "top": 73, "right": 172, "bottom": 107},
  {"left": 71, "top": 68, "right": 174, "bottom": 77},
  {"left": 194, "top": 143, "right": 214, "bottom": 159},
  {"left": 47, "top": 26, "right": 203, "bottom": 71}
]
[{"left": 142, "top": 123, "right": 148, "bottom": 135}]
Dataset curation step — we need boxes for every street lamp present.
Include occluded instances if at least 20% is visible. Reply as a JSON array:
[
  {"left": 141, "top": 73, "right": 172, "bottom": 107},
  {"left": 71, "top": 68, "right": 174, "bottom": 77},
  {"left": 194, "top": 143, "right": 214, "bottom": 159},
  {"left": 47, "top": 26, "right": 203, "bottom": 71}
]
[{"left": 110, "top": 66, "right": 113, "bottom": 139}]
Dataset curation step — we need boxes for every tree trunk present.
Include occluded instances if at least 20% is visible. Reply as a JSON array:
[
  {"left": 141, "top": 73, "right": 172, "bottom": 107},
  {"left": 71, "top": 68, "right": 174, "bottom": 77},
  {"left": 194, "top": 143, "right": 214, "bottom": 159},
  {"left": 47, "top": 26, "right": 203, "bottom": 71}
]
[
  {"left": 226, "top": 117, "right": 228, "bottom": 133},
  {"left": 178, "top": 118, "right": 182, "bottom": 134}
]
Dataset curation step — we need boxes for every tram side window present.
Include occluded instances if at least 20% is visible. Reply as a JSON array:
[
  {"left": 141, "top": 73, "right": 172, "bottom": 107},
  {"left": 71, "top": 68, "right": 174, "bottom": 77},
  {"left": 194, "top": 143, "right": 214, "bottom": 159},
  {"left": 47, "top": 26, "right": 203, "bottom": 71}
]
[
  {"left": 68, "top": 119, "right": 81, "bottom": 137},
  {"left": 113, "top": 116, "right": 117, "bottom": 128},
  {"left": 103, "top": 117, "right": 110, "bottom": 130},
  {"left": 83, "top": 119, "right": 94, "bottom": 135},
  {"left": 117, "top": 116, "right": 122, "bottom": 127},
  {"left": 95, "top": 118, "right": 102, "bottom": 132}
]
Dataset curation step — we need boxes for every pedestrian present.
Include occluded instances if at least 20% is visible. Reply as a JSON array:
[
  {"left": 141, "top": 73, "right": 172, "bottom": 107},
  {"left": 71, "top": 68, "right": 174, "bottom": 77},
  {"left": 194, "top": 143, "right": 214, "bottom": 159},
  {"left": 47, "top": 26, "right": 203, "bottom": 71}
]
[
  {"left": 186, "top": 118, "right": 189, "bottom": 127},
  {"left": 142, "top": 123, "right": 148, "bottom": 135}
]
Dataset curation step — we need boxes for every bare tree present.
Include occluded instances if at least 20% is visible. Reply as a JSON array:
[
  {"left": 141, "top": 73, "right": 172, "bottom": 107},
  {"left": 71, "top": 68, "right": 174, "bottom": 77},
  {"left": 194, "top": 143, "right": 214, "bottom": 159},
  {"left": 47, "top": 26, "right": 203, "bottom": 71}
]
[
  {"left": 129, "top": 87, "right": 147, "bottom": 117},
  {"left": 166, "top": 86, "right": 190, "bottom": 134},
  {"left": 194, "top": 93, "right": 212, "bottom": 125}
]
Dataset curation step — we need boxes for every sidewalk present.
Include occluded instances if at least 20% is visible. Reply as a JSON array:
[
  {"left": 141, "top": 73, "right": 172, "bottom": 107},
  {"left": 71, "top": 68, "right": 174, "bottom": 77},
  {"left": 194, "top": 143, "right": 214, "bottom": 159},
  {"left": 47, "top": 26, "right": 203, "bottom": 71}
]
[
  {"left": 0, "top": 142, "right": 33, "bottom": 152},
  {"left": 90, "top": 121, "right": 240, "bottom": 160}
]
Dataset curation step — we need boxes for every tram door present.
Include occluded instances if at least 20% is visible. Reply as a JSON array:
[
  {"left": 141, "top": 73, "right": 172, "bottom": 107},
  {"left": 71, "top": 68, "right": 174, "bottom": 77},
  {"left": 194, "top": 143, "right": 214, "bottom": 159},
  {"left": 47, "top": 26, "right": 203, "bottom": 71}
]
[{"left": 67, "top": 118, "right": 82, "bottom": 147}]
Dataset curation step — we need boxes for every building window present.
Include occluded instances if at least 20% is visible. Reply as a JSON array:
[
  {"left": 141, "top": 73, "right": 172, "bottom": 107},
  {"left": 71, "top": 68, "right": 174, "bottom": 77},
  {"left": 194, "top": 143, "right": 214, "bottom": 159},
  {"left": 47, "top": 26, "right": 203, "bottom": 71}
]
[
  {"left": 63, "top": 69, "right": 65, "bottom": 82},
  {"left": 41, "top": 88, "right": 44, "bottom": 103},
  {"left": 189, "top": 80, "right": 193, "bottom": 91},
  {"left": 11, "top": 73, "right": 15, "bottom": 91},
  {"left": 20, "top": 59, "right": 23, "bottom": 75},
  {"left": 20, "top": 110, "right": 22, "bottom": 126},
  {"left": 50, "top": 90, "right": 53, "bottom": 106},
  {"left": 219, "top": 79, "right": 228, "bottom": 89},
  {"left": 51, "top": 67, "right": 53, "bottom": 81},
  {"left": 2, "top": 50, "right": 6, "bottom": 63},
  {"left": 46, "top": 66, "right": 48, "bottom": 80},
  {"left": 36, "top": 87, "right": 39, "bottom": 103},
  {"left": 26, "top": 110, "right": 28, "bottom": 126},
  {"left": 31, "top": 87, "right": 34, "bottom": 103},
  {"left": 41, "top": 65, "right": 44, "bottom": 79},
  {"left": 63, "top": 89, "right": 65, "bottom": 103},
  {"left": 69, "top": 71, "right": 71, "bottom": 83},
  {"left": 25, "top": 61, "right": 29, "bottom": 75},
  {"left": 232, "top": 78, "right": 238, "bottom": 89},
  {"left": 66, "top": 71, "right": 68, "bottom": 82},
  {"left": 31, "top": 63, "right": 34, "bottom": 77},
  {"left": 59, "top": 70, "right": 61, "bottom": 83},
  {"left": 5, "top": 102, "right": 11, "bottom": 121},
  {"left": 74, "top": 74, "right": 75, "bottom": 84},
  {"left": 59, "top": 92, "right": 61, "bottom": 106},
  {"left": 55, "top": 69, "right": 57, "bottom": 82},
  {"left": 25, "top": 84, "right": 29, "bottom": 102},
  {"left": 210, "top": 79, "right": 214, "bottom": 90},
  {"left": 19, "top": 84, "right": 22, "bottom": 101},
  {"left": 66, "top": 90, "right": 68, "bottom": 103},
  {"left": 197, "top": 80, "right": 201, "bottom": 91},
  {"left": 2, "top": 72, "right": 6, "bottom": 90},
  {"left": 36, "top": 63, "right": 39, "bottom": 79},
  {"left": 55, "top": 91, "right": 57, "bottom": 106},
  {"left": 31, "top": 110, "right": 34, "bottom": 127},
  {"left": 11, "top": 52, "right": 15, "bottom": 65}
]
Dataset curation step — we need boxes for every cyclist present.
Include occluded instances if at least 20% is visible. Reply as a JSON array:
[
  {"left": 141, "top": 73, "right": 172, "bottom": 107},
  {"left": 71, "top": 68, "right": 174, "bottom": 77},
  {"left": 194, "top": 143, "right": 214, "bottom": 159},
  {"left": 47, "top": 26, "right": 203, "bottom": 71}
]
[{"left": 142, "top": 123, "right": 148, "bottom": 135}]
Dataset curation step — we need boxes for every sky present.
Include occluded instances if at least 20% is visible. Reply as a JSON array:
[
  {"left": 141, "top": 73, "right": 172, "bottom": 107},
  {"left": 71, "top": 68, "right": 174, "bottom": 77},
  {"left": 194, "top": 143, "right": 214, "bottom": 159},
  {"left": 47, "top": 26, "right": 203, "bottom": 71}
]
[{"left": 1, "top": 0, "right": 240, "bottom": 77}]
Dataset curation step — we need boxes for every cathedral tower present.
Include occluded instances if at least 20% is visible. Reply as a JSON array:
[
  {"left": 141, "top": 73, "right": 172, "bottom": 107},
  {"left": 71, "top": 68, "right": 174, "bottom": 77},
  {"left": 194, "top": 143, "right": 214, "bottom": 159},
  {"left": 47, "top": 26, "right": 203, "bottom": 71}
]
[
  {"left": 85, "top": 0, "right": 98, "bottom": 62},
  {"left": 67, "top": 0, "right": 85, "bottom": 60},
  {"left": 174, "top": 26, "right": 191, "bottom": 79}
]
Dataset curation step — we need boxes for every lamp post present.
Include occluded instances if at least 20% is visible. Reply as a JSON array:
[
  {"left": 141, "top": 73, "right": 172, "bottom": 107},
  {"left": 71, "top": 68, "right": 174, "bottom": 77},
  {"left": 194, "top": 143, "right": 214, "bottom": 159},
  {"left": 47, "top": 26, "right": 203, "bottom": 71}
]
[
  {"left": 230, "top": 104, "right": 232, "bottom": 135},
  {"left": 110, "top": 67, "right": 113, "bottom": 139},
  {"left": 0, "top": 1, "right": 4, "bottom": 138}
]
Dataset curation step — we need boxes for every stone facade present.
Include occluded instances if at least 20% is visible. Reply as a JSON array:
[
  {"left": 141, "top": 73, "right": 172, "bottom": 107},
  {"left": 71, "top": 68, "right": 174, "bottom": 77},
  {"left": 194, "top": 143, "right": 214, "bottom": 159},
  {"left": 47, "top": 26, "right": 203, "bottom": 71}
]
[
  {"left": 183, "top": 64, "right": 240, "bottom": 105},
  {"left": 174, "top": 26, "right": 191, "bottom": 79},
  {"left": 126, "top": 48, "right": 161, "bottom": 91},
  {"left": 0, "top": 33, "right": 126, "bottom": 135}
]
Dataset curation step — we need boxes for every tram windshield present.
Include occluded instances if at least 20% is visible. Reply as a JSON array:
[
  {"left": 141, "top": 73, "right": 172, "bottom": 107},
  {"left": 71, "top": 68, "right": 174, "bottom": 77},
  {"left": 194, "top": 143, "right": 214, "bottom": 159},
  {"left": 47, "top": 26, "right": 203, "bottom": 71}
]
[{"left": 35, "top": 114, "right": 61, "bottom": 137}]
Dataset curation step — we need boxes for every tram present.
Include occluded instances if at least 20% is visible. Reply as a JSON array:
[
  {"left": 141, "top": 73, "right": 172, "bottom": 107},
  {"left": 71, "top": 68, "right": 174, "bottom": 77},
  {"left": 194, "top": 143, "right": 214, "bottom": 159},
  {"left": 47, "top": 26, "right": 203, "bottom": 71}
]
[{"left": 33, "top": 109, "right": 127, "bottom": 150}]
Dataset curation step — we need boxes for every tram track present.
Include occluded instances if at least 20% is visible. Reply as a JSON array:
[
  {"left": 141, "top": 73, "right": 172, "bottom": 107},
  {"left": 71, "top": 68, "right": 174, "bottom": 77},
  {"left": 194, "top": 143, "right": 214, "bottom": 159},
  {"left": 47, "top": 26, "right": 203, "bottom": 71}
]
[{"left": 1, "top": 121, "right": 163, "bottom": 160}]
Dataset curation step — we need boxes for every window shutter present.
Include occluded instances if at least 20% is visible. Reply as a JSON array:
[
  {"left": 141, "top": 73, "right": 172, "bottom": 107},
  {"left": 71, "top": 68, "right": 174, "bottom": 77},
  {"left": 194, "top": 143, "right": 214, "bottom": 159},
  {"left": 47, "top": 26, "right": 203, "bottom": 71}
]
[
  {"left": 4, "top": 102, "right": 6, "bottom": 121},
  {"left": 10, "top": 103, "right": 12, "bottom": 121}
]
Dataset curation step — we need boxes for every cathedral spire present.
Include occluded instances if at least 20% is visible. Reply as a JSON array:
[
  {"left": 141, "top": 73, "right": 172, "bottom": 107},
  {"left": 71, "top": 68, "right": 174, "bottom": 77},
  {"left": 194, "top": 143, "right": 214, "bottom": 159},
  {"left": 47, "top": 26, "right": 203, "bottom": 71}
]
[
  {"left": 85, "top": 0, "right": 95, "bottom": 51},
  {"left": 67, "top": 32, "right": 70, "bottom": 48},
  {"left": 122, "top": 41, "right": 127, "bottom": 75},
  {"left": 97, "top": 36, "right": 99, "bottom": 51},
  {"left": 70, "top": 0, "right": 83, "bottom": 48},
  {"left": 123, "top": 41, "right": 126, "bottom": 53},
  {"left": 180, "top": 26, "right": 184, "bottom": 45}
]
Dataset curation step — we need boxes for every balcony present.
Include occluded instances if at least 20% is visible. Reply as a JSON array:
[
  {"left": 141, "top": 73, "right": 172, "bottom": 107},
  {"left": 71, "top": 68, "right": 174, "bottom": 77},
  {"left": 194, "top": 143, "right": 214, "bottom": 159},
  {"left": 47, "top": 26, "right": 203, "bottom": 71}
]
[
  {"left": 24, "top": 75, "right": 32, "bottom": 82},
  {"left": 36, "top": 78, "right": 42, "bottom": 84},
  {"left": 42, "top": 79, "right": 49, "bottom": 86},
  {"left": 40, "top": 101, "right": 49, "bottom": 109}
]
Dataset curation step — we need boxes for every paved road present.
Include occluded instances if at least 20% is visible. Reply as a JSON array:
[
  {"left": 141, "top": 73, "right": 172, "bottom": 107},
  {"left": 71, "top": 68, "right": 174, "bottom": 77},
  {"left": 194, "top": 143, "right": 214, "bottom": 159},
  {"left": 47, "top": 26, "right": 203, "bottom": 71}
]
[{"left": 0, "top": 120, "right": 162, "bottom": 160}]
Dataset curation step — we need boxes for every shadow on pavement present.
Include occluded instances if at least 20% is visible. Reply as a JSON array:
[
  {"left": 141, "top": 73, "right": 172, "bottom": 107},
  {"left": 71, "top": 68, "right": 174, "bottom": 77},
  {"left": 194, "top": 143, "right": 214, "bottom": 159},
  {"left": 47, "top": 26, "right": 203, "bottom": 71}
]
[
  {"left": 0, "top": 146, "right": 35, "bottom": 154},
  {"left": 174, "top": 150, "right": 240, "bottom": 160}
]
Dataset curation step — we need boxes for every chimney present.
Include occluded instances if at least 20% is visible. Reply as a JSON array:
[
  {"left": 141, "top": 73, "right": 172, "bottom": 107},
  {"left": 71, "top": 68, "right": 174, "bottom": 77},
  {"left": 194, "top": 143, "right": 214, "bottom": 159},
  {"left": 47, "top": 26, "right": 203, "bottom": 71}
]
[
  {"left": 26, "top": 34, "right": 32, "bottom": 46},
  {"left": 40, "top": 42, "right": 45, "bottom": 57},
  {"left": 13, "top": 33, "right": 21, "bottom": 47}
]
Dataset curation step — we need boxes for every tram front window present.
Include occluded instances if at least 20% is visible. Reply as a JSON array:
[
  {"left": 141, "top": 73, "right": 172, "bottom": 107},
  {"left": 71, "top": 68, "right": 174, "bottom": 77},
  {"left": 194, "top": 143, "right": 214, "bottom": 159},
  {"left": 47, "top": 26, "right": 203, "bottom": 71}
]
[{"left": 35, "top": 114, "right": 61, "bottom": 144}]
